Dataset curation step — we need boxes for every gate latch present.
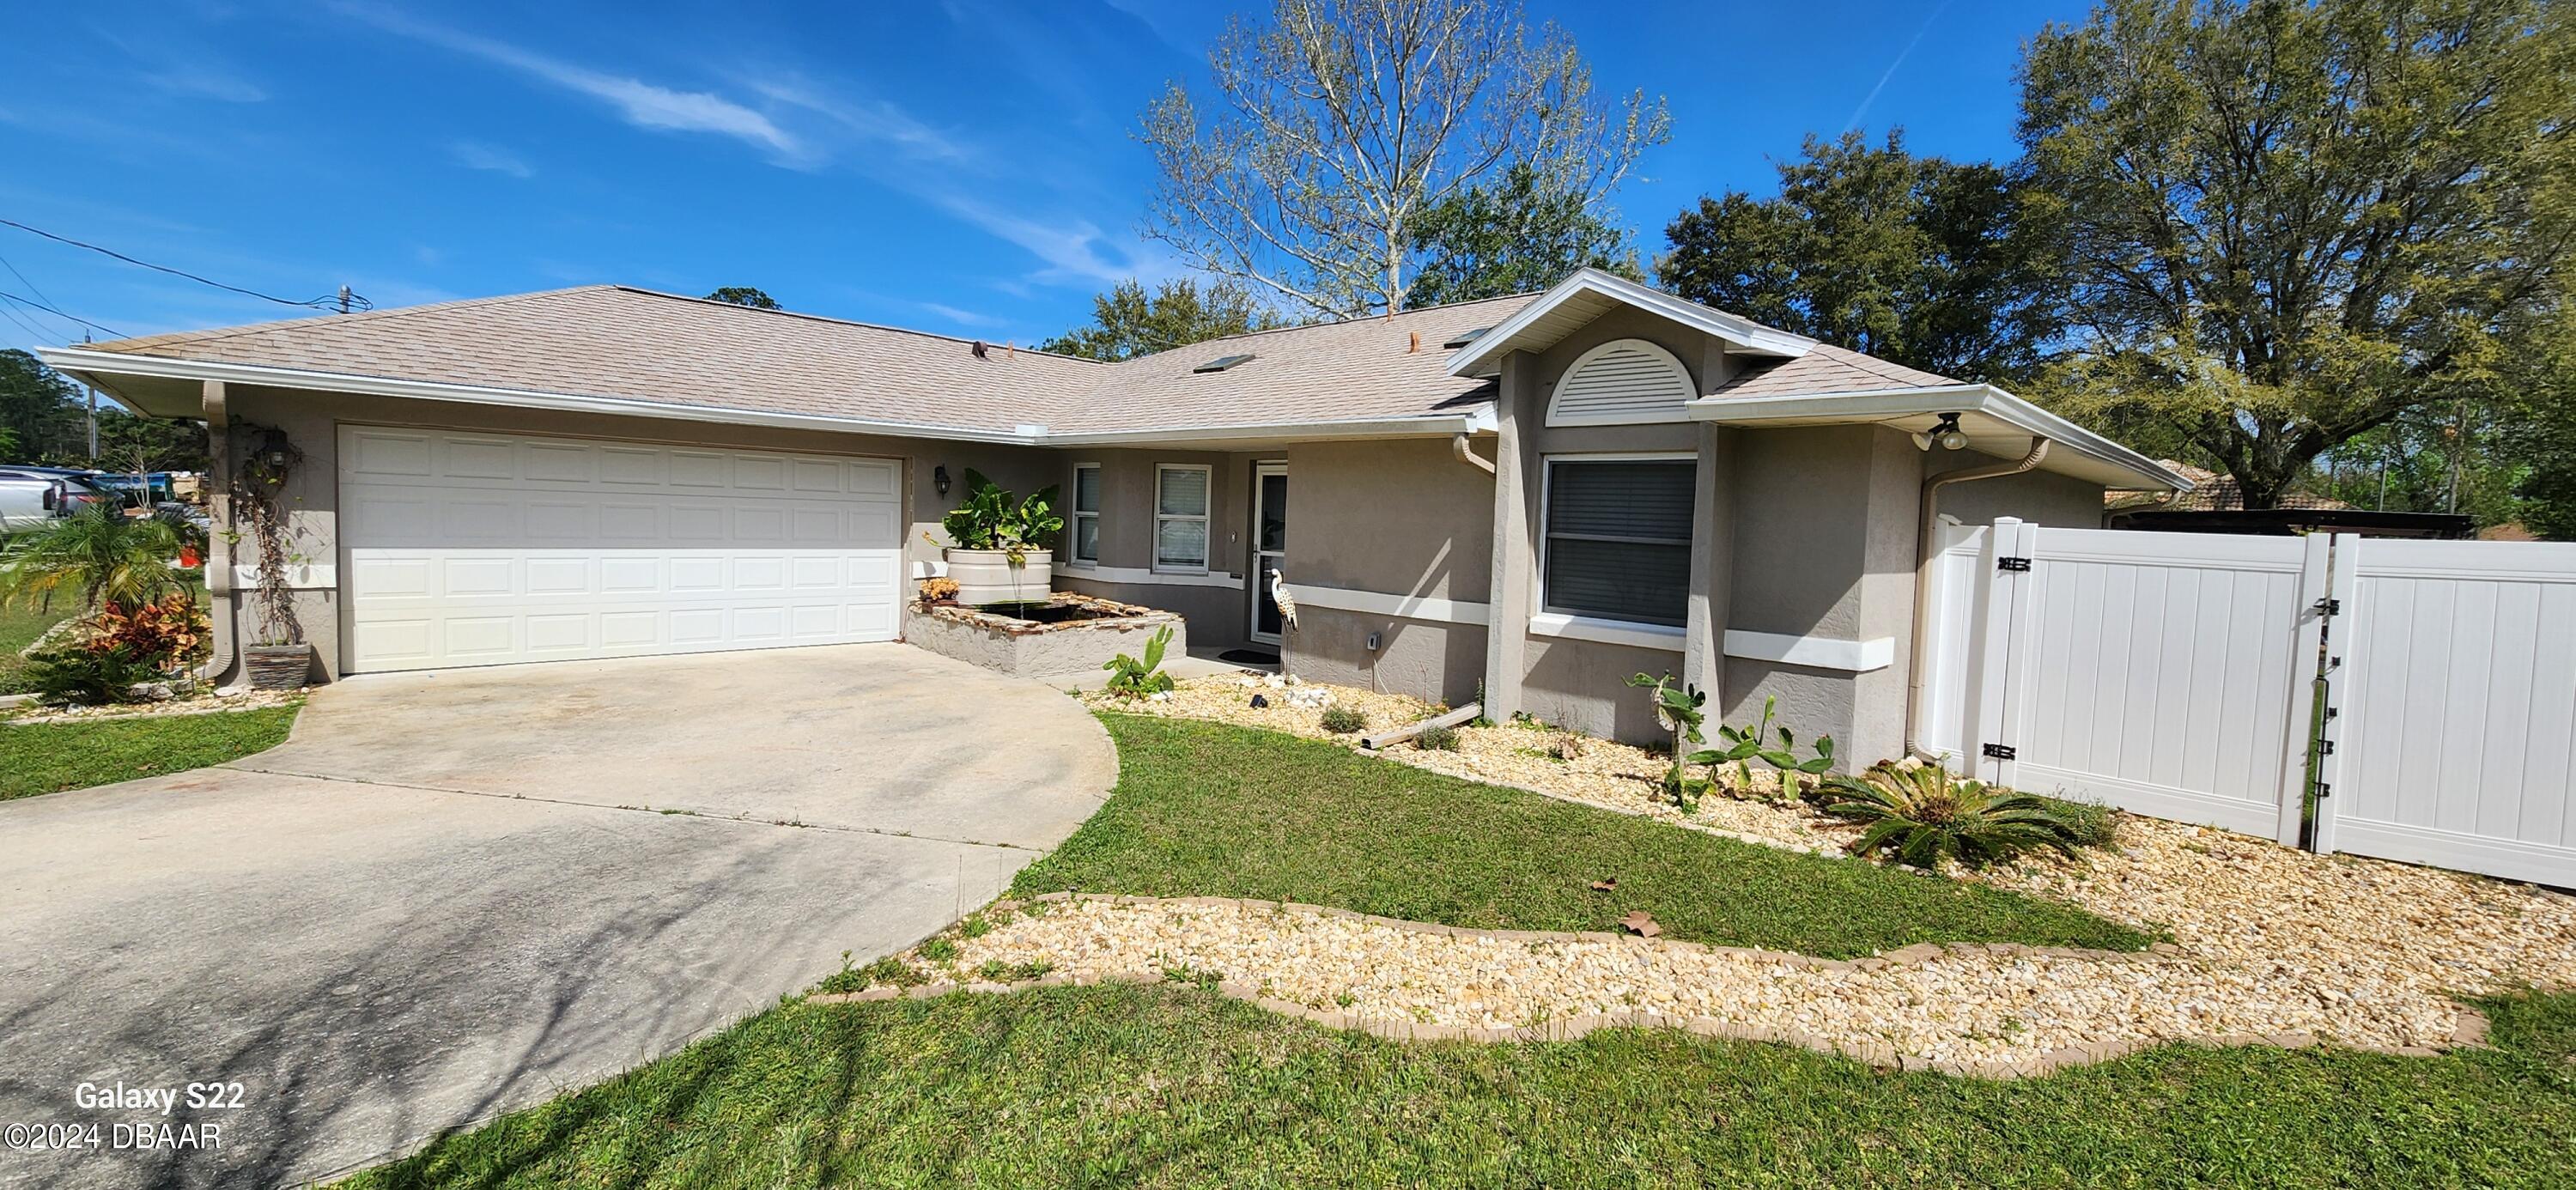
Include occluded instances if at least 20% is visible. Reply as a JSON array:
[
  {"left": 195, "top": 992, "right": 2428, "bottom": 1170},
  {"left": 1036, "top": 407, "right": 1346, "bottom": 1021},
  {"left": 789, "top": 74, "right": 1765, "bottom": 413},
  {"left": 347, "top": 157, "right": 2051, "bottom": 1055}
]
[
  {"left": 1996, "top": 556, "right": 2032, "bottom": 573},
  {"left": 2312, "top": 597, "right": 2341, "bottom": 616},
  {"left": 1981, "top": 743, "right": 2017, "bottom": 761}
]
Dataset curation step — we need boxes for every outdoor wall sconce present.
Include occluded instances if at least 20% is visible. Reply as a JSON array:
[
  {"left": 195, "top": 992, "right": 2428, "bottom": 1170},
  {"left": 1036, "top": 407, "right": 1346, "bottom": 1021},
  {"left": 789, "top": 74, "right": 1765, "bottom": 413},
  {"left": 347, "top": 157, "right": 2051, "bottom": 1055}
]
[
  {"left": 934, "top": 464, "right": 951, "bottom": 496},
  {"left": 1913, "top": 412, "right": 1970, "bottom": 452}
]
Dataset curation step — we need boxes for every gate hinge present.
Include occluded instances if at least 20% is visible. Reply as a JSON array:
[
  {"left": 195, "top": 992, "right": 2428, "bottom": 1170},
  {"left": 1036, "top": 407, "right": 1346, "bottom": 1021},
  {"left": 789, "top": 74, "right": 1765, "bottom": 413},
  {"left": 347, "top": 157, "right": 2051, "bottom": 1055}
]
[
  {"left": 2314, "top": 781, "right": 2332, "bottom": 799},
  {"left": 1996, "top": 556, "right": 2032, "bottom": 573},
  {"left": 2316, "top": 739, "right": 2336, "bottom": 756},
  {"left": 1981, "top": 743, "right": 2018, "bottom": 761},
  {"left": 2312, "top": 597, "right": 2341, "bottom": 616}
]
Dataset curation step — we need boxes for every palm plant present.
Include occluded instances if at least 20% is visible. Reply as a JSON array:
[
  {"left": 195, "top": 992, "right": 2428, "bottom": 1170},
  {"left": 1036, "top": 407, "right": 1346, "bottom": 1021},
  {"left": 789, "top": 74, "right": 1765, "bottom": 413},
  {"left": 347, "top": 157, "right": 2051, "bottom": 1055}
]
[
  {"left": 0, "top": 502, "right": 182, "bottom": 611},
  {"left": 1820, "top": 762, "right": 2082, "bottom": 870}
]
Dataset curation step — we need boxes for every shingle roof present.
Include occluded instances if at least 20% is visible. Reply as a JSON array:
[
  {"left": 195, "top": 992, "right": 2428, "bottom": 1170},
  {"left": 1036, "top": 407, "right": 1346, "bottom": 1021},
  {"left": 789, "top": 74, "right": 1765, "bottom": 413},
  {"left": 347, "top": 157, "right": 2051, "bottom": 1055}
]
[
  {"left": 1709, "top": 343, "right": 1961, "bottom": 398},
  {"left": 86, "top": 287, "right": 1105, "bottom": 434},
  {"left": 76, "top": 282, "right": 1986, "bottom": 436}
]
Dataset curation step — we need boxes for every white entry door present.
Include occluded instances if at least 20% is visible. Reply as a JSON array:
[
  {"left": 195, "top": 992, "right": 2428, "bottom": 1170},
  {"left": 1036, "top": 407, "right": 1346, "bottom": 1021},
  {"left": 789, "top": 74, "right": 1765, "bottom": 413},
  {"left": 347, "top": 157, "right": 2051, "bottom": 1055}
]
[
  {"left": 1249, "top": 462, "right": 1287, "bottom": 644},
  {"left": 339, "top": 425, "right": 902, "bottom": 672}
]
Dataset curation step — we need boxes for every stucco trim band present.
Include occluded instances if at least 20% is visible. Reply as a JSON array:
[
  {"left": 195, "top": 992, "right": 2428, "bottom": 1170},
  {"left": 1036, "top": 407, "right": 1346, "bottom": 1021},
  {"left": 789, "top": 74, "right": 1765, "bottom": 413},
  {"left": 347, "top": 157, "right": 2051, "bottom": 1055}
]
[
  {"left": 1529, "top": 611, "right": 1686, "bottom": 652},
  {"left": 1723, "top": 628, "right": 1895, "bottom": 672},
  {"left": 1285, "top": 582, "right": 1492, "bottom": 626},
  {"left": 1060, "top": 566, "right": 1247, "bottom": 590}
]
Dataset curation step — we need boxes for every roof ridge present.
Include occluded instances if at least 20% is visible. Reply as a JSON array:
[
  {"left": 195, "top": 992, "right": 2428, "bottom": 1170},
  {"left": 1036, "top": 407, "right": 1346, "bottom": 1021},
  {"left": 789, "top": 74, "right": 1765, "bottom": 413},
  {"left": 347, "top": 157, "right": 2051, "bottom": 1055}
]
[
  {"left": 86, "top": 286, "right": 620, "bottom": 355},
  {"left": 604, "top": 286, "right": 1108, "bottom": 365},
  {"left": 1119, "top": 290, "right": 1541, "bottom": 361}
]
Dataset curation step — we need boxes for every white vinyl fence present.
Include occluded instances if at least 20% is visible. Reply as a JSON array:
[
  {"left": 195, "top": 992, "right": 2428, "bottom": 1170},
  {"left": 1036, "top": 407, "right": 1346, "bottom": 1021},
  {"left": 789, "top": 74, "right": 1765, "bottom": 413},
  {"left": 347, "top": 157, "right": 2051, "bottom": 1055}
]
[{"left": 1923, "top": 519, "right": 2576, "bottom": 886}]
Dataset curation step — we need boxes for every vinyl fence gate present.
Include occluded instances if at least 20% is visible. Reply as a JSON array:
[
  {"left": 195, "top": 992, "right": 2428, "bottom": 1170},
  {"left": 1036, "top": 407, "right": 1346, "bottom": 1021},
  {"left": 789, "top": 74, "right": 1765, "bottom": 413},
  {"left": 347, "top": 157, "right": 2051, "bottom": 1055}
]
[{"left": 1921, "top": 519, "right": 2576, "bottom": 887}]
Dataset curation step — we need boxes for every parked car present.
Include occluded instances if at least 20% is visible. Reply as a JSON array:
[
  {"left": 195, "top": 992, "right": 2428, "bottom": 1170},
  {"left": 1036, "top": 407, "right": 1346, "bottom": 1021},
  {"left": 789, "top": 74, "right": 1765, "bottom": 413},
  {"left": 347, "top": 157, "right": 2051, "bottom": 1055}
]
[{"left": 0, "top": 466, "right": 118, "bottom": 533}]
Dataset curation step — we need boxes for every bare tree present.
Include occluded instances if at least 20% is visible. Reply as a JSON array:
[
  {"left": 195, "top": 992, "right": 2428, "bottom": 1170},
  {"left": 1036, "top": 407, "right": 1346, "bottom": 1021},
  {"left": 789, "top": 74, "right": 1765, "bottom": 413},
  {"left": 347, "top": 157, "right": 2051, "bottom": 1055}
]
[{"left": 1140, "top": 0, "right": 1668, "bottom": 320}]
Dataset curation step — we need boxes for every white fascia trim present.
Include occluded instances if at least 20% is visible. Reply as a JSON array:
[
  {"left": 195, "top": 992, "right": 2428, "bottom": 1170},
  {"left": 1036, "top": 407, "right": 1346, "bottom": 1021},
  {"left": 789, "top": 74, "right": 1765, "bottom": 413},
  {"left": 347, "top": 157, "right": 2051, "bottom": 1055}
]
[
  {"left": 38, "top": 348, "right": 1490, "bottom": 448},
  {"left": 1722, "top": 628, "right": 1894, "bottom": 673},
  {"left": 37, "top": 348, "right": 1040, "bottom": 445},
  {"left": 1528, "top": 611, "right": 1685, "bottom": 652},
  {"left": 1685, "top": 383, "right": 2195, "bottom": 492},
  {"left": 1042, "top": 414, "right": 1481, "bottom": 446},
  {"left": 1283, "top": 583, "right": 1491, "bottom": 626},
  {"left": 1445, "top": 268, "right": 1815, "bottom": 378},
  {"left": 1057, "top": 566, "right": 1246, "bottom": 590}
]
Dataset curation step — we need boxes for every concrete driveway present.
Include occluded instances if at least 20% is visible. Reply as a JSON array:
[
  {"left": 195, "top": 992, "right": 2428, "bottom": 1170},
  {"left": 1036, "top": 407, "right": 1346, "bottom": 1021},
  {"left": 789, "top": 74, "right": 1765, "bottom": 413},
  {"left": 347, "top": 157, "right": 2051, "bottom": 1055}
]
[{"left": 0, "top": 644, "right": 1115, "bottom": 1190}]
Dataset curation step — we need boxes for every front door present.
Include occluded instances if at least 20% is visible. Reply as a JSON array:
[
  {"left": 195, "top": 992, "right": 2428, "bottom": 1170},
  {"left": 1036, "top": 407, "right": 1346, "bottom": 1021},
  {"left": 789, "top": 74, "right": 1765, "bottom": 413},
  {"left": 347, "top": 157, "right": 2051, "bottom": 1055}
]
[{"left": 1250, "top": 462, "right": 1287, "bottom": 644}]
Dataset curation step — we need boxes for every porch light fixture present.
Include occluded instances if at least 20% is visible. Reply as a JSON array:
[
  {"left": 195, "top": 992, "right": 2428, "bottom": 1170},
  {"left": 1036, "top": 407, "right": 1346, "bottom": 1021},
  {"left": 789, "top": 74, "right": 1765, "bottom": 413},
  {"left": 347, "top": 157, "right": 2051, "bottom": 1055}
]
[
  {"left": 933, "top": 465, "right": 951, "bottom": 496},
  {"left": 1913, "top": 412, "right": 1969, "bottom": 452}
]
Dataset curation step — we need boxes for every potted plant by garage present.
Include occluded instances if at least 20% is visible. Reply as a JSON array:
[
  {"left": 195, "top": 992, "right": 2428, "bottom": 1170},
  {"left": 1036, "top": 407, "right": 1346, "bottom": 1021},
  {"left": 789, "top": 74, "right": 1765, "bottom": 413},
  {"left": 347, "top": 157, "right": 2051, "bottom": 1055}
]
[
  {"left": 234, "top": 426, "right": 313, "bottom": 690},
  {"left": 939, "top": 469, "right": 1062, "bottom": 608}
]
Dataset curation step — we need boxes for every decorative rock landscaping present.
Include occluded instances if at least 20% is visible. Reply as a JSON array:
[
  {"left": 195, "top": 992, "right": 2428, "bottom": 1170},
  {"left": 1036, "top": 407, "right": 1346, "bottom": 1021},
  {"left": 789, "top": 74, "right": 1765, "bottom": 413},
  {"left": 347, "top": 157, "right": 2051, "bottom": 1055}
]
[{"left": 1021, "top": 675, "right": 2576, "bottom": 1071}]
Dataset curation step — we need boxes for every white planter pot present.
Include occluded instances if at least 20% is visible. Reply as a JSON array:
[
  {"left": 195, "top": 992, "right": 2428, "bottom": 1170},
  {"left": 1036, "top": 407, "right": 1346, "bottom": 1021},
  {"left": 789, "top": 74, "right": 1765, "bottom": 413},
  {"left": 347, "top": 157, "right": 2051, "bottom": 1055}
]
[{"left": 945, "top": 548, "right": 1053, "bottom": 607}]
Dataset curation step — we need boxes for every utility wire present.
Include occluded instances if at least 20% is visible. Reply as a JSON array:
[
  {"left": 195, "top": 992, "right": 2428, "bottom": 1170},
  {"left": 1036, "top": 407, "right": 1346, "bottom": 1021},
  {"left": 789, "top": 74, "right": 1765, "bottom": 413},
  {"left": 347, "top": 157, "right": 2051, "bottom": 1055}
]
[
  {"left": 0, "top": 288, "right": 123, "bottom": 338},
  {"left": 0, "top": 292, "right": 52, "bottom": 343},
  {"left": 0, "top": 252, "right": 90, "bottom": 342},
  {"left": 0, "top": 216, "right": 369, "bottom": 313}
]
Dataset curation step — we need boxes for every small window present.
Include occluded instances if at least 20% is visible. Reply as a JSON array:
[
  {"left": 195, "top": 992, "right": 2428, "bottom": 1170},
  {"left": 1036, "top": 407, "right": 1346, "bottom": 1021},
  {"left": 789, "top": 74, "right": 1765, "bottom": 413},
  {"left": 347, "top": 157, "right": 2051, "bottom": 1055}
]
[
  {"left": 1542, "top": 458, "right": 1695, "bottom": 626},
  {"left": 1070, "top": 463, "right": 1102, "bottom": 565},
  {"left": 1443, "top": 325, "right": 1491, "bottom": 349},
  {"left": 1193, "top": 353, "right": 1255, "bottom": 373},
  {"left": 1154, "top": 464, "right": 1212, "bottom": 572}
]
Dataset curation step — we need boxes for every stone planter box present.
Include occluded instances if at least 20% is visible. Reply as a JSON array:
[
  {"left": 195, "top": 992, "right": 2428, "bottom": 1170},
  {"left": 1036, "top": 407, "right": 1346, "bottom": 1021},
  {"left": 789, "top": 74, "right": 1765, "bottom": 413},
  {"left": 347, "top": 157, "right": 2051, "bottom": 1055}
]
[
  {"left": 244, "top": 643, "right": 313, "bottom": 690},
  {"left": 904, "top": 593, "right": 1185, "bottom": 679},
  {"left": 944, "top": 547, "right": 1053, "bottom": 608}
]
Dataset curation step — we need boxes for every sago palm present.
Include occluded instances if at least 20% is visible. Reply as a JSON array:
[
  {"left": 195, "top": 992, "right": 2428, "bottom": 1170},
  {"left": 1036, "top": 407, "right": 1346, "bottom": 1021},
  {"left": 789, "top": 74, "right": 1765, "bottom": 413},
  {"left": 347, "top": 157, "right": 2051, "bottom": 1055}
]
[
  {"left": 0, "top": 501, "right": 183, "bottom": 611},
  {"left": 1820, "top": 762, "right": 2082, "bottom": 870}
]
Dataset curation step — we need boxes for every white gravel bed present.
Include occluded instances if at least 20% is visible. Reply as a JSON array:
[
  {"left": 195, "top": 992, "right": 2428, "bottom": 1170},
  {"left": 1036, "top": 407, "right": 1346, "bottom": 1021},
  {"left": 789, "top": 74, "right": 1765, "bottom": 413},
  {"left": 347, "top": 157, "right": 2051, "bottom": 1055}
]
[
  {"left": 1081, "top": 673, "right": 1439, "bottom": 739},
  {"left": 932, "top": 896, "right": 2505, "bottom": 1067},
  {"left": 4, "top": 688, "right": 302, "bottom": 725}
]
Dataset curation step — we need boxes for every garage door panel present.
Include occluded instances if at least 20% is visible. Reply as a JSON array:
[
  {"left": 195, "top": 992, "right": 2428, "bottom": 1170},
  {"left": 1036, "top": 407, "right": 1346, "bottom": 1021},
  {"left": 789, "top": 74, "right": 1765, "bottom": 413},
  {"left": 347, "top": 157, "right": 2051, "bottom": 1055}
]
[{"left": 342, "top": 426, "right": 902, "bottom": 672}]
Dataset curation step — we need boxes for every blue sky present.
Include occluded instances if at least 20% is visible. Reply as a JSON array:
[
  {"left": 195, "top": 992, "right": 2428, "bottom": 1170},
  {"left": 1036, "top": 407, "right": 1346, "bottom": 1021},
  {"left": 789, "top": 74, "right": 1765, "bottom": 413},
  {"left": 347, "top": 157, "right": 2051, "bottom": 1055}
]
[{"left": 0, "top": 0, "right": 2092, "bottom": 354}]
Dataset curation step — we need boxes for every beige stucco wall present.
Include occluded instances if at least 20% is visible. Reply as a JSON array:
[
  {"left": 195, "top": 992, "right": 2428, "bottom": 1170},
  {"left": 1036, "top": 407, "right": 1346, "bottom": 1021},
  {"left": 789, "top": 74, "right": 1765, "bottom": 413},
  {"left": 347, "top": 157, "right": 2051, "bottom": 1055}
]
[
  {"left": 1049, "top": 447, "right": 1264, "bottom": 648},
  {"left": 1273, "top": 437, "right": 1495, "bottom": 706},
  {"left": 204, "top": 386, "right": 1053, "bottom": 685},
  {"left": 1931, "top": 450, "right": 2109, "bottom": 529}
]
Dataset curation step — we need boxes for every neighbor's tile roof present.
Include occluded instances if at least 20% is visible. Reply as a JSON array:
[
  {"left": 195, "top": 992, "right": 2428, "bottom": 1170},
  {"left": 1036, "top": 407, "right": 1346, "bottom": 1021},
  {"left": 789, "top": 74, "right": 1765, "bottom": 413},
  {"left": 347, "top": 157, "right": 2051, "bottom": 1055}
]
[
  {"left": 85, "top": 287, "right": 1106, "bottom": 434},
  {"left": 79, "top": 284, "right": 1976, "bottom": 435},
  {"left": 2103, "top": 462, "right": 2348, "bottom": 512}
]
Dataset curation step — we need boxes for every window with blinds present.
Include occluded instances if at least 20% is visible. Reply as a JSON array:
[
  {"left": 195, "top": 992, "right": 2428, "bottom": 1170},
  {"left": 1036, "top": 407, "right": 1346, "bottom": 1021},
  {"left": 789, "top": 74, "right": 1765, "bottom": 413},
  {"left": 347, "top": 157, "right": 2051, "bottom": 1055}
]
[
  {"left": 1154, "top": 463, "right": 1212, "bottom": 572},
  {"left": 1070, "top": 463, "right": 1102, "bottom": 564},
  {"left": 1542, "top": 458, "right": 1695, "bottom": 626}
]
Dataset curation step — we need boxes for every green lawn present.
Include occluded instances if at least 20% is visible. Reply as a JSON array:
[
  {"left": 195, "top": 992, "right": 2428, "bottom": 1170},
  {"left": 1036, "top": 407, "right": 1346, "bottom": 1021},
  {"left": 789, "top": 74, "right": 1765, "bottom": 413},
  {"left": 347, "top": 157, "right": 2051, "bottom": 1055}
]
[
  {"left": 0, "top": 596, "right": 77, "bottom": 695},
  {"left": 1014, "top": 713, "right": 2150, "bottom": 957},
  {"left": 345, "top": 982, "right": 2576, "bottom": 1190},
  {"left": 0, "top": 704, "right": 300, "bottom": 799}
]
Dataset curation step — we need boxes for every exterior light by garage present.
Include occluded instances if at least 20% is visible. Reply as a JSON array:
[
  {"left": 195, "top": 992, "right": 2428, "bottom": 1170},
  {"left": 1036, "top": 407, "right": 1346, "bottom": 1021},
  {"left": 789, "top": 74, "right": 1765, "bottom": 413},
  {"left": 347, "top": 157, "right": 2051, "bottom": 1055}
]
[
  {"left": 934, "top": 464, "right": 951, "bottom": 496},
  {"left": 1913, "top": 411, "right": 1969, "bottom": 452}
]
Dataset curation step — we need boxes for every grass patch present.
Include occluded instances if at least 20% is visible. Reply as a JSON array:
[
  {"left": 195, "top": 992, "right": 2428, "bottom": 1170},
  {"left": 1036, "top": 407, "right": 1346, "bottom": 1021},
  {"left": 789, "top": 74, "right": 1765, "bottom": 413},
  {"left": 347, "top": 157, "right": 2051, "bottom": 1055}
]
[
  {"left": 343, "top": 983, "right": 2576, "bottom": 1189},
  {"left": 0, "top": 704, "right": 299, "bottom": 799},
  {"left": 1013, "top": 713, "right": 2148, "bottom": 957},
  {"left": 0, "top": 597, "right": 76, "bottom": 695}
]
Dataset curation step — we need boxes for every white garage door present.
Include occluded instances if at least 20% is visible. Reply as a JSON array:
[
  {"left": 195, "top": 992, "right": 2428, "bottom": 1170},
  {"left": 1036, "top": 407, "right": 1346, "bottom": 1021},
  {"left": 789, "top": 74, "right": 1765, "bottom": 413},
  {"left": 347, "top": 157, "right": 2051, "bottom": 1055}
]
[{"left": 340, "top": 425, "right": 902, "bottom": 672}]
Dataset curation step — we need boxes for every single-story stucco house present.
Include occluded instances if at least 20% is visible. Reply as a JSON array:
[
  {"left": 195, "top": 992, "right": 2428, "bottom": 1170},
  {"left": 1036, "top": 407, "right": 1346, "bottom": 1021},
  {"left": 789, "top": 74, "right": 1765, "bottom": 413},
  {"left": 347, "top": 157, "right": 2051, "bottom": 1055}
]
[{"left": 39, "top": 268, "right": 2186, "bottom": 756}]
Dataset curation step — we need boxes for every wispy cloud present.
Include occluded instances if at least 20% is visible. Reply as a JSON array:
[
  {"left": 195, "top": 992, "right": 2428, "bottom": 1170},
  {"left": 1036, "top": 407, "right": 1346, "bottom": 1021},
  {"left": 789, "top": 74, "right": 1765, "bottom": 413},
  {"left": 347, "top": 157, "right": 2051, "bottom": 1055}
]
[
  {"left": 916, "top": 301, "right": 1000, "bottom": 328},
  {"left": 144, "top": 65, "right": 265, "bottom": 103},
  {"left": 747, "top": 75, "right": 971, "bottom": 165},
  {"left": 1844, "top": 0, "right": 1953, "bottom": 134},
  {"left": 448, "top": 140, "right": 533, "bottom": 179},
  {"left": 340, "top": 7, "right": 803, "bottom": 160}
]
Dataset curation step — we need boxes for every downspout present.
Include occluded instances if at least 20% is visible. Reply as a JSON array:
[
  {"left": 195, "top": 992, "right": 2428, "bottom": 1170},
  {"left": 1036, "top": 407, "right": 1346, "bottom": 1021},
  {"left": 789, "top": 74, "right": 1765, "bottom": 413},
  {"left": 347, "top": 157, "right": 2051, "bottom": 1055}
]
[
  {"left": 200, "top": 380, "right": 236, "bottom": 688},
  {"left": 1452, "top": 433, "right": 1495, "bottom": 475},
  {"left": 1905, "top": 436, "right": 2050, "bottom": 761}
]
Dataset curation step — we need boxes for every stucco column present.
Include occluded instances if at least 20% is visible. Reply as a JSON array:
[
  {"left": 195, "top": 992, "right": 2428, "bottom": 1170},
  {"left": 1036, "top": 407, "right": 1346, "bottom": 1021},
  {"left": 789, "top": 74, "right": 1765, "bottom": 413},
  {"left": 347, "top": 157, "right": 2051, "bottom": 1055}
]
[
  {"left": 200, "top": 379, "right": 238, "bottom": 686},
  {"left": 1681, "top": 421, "right": 1728, "bottom": 699},
  {"left": 1480, "top": 350, "right": 1535, "bottom": 719}
]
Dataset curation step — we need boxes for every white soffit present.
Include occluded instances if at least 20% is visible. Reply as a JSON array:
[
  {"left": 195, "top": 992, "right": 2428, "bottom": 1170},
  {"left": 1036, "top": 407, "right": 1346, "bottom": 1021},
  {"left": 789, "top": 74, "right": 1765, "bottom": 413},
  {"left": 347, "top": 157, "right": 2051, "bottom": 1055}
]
[{"left": 1686, "top": 383, "right": 2194, "bottom": 493}]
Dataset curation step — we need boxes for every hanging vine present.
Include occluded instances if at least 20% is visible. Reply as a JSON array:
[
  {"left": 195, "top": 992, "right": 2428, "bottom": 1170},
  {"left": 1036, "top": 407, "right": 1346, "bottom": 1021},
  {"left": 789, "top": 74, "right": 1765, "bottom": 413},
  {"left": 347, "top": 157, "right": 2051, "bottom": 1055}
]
[{"left": 229, "top": 422, "right": 306, "bottom": 646}]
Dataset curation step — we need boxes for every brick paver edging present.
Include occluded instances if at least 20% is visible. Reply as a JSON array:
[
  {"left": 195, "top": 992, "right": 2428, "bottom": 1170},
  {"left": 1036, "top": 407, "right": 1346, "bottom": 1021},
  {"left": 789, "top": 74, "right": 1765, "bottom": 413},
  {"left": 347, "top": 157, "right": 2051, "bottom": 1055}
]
[{"left": 806, "top": 892, "right": 2492, "bottom": 1079}]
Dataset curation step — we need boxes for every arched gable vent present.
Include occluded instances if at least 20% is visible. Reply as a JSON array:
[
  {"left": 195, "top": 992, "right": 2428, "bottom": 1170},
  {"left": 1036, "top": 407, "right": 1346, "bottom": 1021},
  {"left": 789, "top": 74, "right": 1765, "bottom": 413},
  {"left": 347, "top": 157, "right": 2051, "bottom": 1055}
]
[{"left": 1546, "top": 338, "right": 1696, "bottom": 427}]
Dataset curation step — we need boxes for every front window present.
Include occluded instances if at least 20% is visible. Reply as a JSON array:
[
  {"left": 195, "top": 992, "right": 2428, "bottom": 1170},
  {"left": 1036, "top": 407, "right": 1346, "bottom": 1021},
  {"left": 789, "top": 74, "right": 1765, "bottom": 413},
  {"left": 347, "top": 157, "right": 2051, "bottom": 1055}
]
[
  {"left": 1542, "top": 457, "right": 1695, "bottom": 626},
  {"left": 1154, "top": 464, "right": 1211, "bottom": 572},
  {"left": 1070, "top": 463, "right": 1102, "bottom": 565}
]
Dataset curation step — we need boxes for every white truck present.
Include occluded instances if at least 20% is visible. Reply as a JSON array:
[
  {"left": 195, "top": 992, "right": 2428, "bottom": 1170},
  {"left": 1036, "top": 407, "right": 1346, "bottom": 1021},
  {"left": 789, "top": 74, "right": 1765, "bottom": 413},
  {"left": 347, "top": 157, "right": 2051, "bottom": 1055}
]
[{"left": 0, "top": 466, "right": 116, "bottom": 534}]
